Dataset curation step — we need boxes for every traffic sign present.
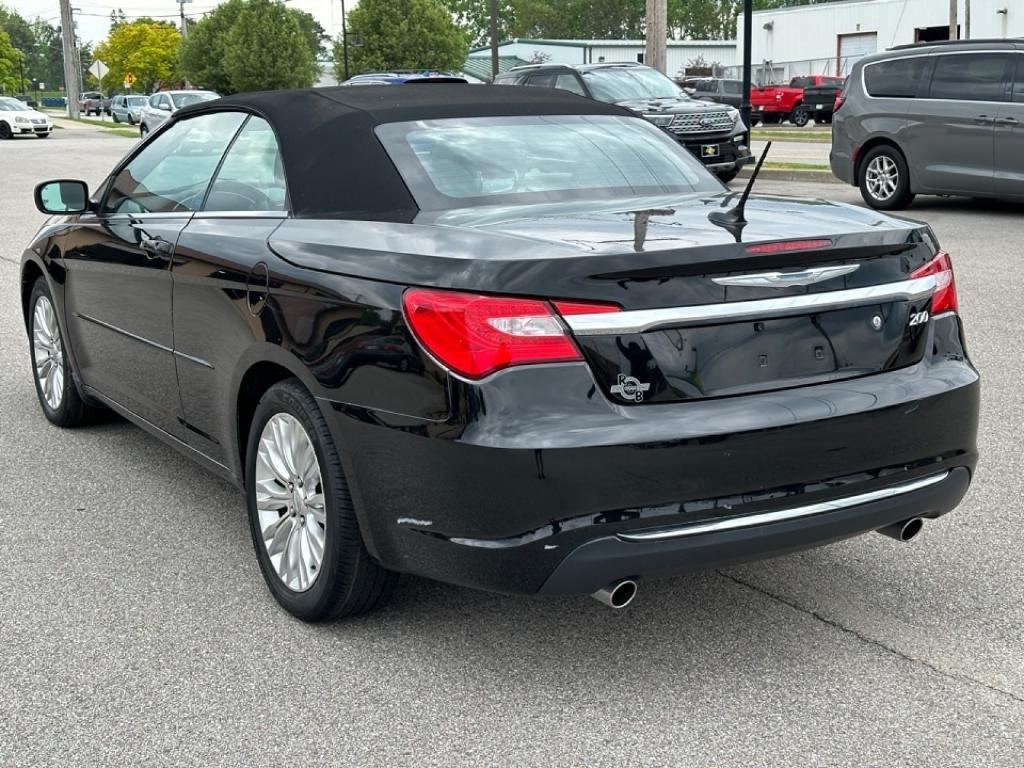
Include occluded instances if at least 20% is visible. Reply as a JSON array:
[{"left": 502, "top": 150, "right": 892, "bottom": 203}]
[
  {"left": 124, "top": 73, "right": 137, "bottom": 87},
  {"left": 88, "top": 60, "right": 108, "bottom": 81}
]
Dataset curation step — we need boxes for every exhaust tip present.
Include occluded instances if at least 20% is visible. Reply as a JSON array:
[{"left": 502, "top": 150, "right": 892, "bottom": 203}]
[
  {"left": 592, "top": 579, "right": 638, "bottom": 609},
  {"left": 877, "top": 517, "right": 924, "bottom": 542}
]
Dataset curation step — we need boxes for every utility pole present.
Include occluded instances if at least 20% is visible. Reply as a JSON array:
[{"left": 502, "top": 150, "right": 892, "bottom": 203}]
[
  {"left": 488, "top": 0, "right": 499, "bottom": 80},
  {"left": 339, "top": 0, "right": 349, "bottom": 81},
  {"left": 740, "top": 0, "right": 752, "bottom": 141},
  {"left": 59, "top": 0, "right": 80, "bottom": 118},
  {"left": 645, "top": 0, "right": 667, "bottom": 74},
  {"left": 949, "top": 0, "right": 958, "bottom": 40},
  {"left": 178, "top": 0, "right": 192, "bottom": 38},
  {"left": 965, "top": 0, "right": 971, "bottom": 39}
]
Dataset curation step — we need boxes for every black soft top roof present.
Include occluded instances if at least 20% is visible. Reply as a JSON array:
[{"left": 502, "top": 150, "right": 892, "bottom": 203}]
[{"left": 175, "top": 84, "right": 633, "bottom": 221}]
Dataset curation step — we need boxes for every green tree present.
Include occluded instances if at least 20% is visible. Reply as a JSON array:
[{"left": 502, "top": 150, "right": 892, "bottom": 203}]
[
  {"left": 0, "top": 28, "right": 20, "bottom": 92},
  {"left": 338, "top": 0, "right": 470, "bottom": 76},
  {"left": 441, "top": 0, "right": 516, "bottom": 49},
  {"left": 223, "top": 0, "right": 317, "bottom": 92},
  {"left": 182, "top": 0, "right": 320, "bottom": 94},
  {"left": 92, "top": 20, "right": 182, "bottom": 93}
]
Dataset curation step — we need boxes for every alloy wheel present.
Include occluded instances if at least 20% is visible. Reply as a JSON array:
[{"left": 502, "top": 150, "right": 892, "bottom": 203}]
[
  {"left": 865, "top": 155, "right": 899, "bottom": 202},
  {"left": 254, "top": 413, "right": 326, "bottom": 592},
  {"left": 32, "top": 296, "right": 64, "bottom": 410}
]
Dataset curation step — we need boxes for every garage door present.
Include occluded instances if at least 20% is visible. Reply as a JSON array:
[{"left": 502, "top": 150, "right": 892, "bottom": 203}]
[{"left": 838, "top": 32, "right": 878, "bottom": 75}]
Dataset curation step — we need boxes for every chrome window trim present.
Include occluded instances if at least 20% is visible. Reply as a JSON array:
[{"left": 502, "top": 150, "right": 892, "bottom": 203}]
[
  {"left": 617, "top": 471, "right": 949, "bottom": 542},
  {"left": 192, "top": 210, "right": 288, "bottom": 219},
  {"left": 563, "top": 274, "right": 937, "bottom": 336}
]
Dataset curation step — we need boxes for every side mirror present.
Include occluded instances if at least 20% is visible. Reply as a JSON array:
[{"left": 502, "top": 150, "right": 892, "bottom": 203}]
[
  {"left": 158, "top": 102, "right": 171, "bottom": 112},
  {"left": 35, "top": 180, "right": 90, "bottom": 215}
]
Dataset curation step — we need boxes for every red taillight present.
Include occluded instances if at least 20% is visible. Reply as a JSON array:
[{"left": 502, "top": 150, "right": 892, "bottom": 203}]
[
  {"left": 911, "top": 250, "right": 958, "bottom": 315},
  {"left": 745, "top": 238, "right": 833, "bottom": 255},
  {"left": 402, "top": 289, "right": 618, "bottom": 379},
  {"left": 834, "top": 93, "right": 846, "bottom": 113}
]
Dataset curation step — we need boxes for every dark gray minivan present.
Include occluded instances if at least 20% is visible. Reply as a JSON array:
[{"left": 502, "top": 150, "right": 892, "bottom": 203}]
[{"left": 831, "top": 40, "right": 1024, "bottom": 209}]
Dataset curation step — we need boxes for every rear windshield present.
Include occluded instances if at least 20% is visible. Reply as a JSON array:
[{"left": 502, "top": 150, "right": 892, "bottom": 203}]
[
  {"left": 171, "top": 92, "right": 218, "bottom": 108},
  {"left": 376, "top": 114, "right": 718, "bottom": 212},
  {"left": 864, "top": 57, "right": 927, "bottom": 98}
]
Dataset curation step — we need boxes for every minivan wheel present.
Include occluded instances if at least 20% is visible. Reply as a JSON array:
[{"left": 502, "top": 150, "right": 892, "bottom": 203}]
[
  {"left": 859, "top": 145, "right": 915, "bottom": 210},
  {"left": 245, "top": 378, "right": 397, "bottom": 621}
]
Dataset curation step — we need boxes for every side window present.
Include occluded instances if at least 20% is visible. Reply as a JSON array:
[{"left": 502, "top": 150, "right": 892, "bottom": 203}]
[
  {"left": 525, "top": 73, "right": 557, "bottom": 89},
  {"left": 695, "top": 81, "right": 712, "bottom": 93},
  {"left": 864, "top": 57, "right": 927, "bottom": 98},
  {"left": 1014, "top": 56, "right": 1024, "bottom": 103},
  {"left": 724, "top": 81, "right": 741, "bottom": 95},
  {"left": 928, "top": 53, "right": 1011, "bottom": 102},
  {"left": 204, "top": 116, "right": 287, "bottom": 212},
  {"left": 554, "top": 73, "right": 585, "bottom": 96},
  {"left": 148, "top": 94, "right": 161, "bottom": 108},
  {"left": 103, "top": 111, "right": 246, "bottom": 215}
]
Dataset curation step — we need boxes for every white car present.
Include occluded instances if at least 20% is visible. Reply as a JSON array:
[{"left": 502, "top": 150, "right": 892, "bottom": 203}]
[
  {"left": 0, "top": 97, "right": 52, "bottom": 139},
  {"left": 138, "top": 90, "right": 219, "bottom": 136}
]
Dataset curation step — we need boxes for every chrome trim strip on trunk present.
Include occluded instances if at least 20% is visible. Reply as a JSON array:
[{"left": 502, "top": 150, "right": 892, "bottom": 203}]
[
  {"left": 617, "top": 471, "right": 950, "bottom": 542},
  {"left": 712, "top": 264, "right": 860, "bottom": 288},
  {"left": 564, "top": 275, "right": 937, "bottom": 336}
]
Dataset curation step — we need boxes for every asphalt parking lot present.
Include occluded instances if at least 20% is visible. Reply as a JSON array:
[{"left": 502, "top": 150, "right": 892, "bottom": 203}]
[{"left": 2, "top": 129, "right": 1023, "bottom": 767}]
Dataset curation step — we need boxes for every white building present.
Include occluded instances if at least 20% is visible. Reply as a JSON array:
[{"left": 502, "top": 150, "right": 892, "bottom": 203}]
[
  {"left": 737, "top": 0, "right": 1023, "bottom": 83},
  {"left": 467, "top": 39, "right": 739, "bottom": 79}
]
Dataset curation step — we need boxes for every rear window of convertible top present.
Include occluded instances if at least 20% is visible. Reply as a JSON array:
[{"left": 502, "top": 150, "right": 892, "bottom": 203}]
[{"left": 375, "top": 114, "right": 719, "bottom": 212}]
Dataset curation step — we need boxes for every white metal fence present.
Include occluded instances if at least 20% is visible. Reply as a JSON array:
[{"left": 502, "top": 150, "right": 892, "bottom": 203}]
[{"left": 720, "top": 55, "right": 865, "bottom": 85}]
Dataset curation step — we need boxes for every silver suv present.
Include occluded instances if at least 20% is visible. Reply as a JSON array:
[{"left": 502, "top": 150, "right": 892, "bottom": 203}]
[{"left": 832, "top": 39, "right": 1024, "bottom": 210}]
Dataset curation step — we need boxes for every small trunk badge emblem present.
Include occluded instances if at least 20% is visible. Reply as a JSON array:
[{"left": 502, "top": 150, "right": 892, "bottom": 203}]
[
  {"left": 871, "top": 314, "right": 883, "bottom": 331},
  {"left": 611, "top": 374, "right": 651, "bottom": 402}
]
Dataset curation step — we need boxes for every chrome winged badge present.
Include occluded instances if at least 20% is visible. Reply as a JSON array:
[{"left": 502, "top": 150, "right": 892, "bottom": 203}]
[{"left": 712, "top": 264, "right": 860, "bottom": 288}]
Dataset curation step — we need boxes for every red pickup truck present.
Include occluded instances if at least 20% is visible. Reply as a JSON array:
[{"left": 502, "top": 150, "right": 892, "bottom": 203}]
[{"left": 751, "top": 75, "right": 845, "bottom": 126}]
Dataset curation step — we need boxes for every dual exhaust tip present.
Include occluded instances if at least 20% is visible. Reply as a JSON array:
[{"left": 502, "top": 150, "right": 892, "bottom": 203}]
[{"left": 590, "top": 518, "right": 925, "bottom": 609}]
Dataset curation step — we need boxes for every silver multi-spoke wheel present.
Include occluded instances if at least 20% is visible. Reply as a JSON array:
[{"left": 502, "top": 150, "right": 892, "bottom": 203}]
[
  {"left": 254, "top": 413, "right": 326, "bottom": 592},
  {"left": 32, "top": 296, "right": 64, "bottom": 410},
  {"left": 865, "top": 155, "right": 899, "bottom": 201}
]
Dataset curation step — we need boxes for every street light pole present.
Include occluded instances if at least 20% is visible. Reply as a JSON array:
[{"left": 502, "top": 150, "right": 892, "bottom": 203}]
[
  {"left": 488, "top": 0, "right": 499, "bottom": 80},
  {"left": 740, "top": 0, "right": 753, "bottom": 140},
  {"left": 340, "top": 0, "right": 349, "bottom": 81}
]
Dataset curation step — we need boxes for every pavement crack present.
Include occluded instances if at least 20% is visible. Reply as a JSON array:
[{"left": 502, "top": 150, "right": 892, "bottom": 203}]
[{"left": 718, "top": 568, "right": 1024, "bottom": 706}]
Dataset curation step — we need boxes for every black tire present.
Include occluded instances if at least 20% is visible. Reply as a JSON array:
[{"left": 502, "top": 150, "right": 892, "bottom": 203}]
[
  {"left": 762, "top": 113, "right": 781, "bottom": 125},
  {"left": 790, "top": 105, "right": 810, "bottom": 127},
  {"left": 127, "top": 115, "right": 135, "bottom": 125},
  {"left": 716, "top": 168, "right": 739, "bottom": 183},
  {"left": 139, "top": 123, "right": 148, "bottom": 138},
  {"left": 112, "top": 113, "right": 120, "bottom": 123},
  {"left": 858, "top": 144, "right": 915, "bottom": 211},
  {"left": 28, "top": 278, "right": 90, "bottom": 427},
  {"left": 0, "top": 121, "right": 12, "bottom": 140},
  {"left": 245, "top": 378, "right": 397, "bottom": 621}
]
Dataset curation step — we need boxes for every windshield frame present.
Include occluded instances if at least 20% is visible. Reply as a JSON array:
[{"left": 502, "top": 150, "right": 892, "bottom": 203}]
[
  {"left": 376, "top": 113, "right": 720, "bottom": 213},
  {"left": 581, "top": 66, "right": 687, "bottom": 103}
]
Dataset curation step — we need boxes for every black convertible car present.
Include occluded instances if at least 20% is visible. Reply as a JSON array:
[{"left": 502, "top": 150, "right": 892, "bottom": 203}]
[{"left": 23, "top": 86, "right": 978, "bottom": 620}]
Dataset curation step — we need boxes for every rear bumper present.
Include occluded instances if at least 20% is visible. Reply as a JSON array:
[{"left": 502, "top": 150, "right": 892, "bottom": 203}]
[
  {"left": 324, "top": 316, "right": 979, "bottom": 596},
  {"left": 540, "top": 467, "right": 969, "bottom": 594}
]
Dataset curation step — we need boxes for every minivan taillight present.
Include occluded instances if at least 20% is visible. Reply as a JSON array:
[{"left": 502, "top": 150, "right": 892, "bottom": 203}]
[
  {"left": 402, "top": 289, "right": 618, "bottom": 379},
  {"left": 911, "top": 250, "right": 958, "bottom": 315},
  {"left": 834, "top": 92, "right": 846, "bottom": 113}
]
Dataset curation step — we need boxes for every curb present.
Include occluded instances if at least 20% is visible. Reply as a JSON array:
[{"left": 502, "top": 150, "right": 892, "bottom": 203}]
[{"left": 738, "top": 168, "right": 841, "bottom": 184}]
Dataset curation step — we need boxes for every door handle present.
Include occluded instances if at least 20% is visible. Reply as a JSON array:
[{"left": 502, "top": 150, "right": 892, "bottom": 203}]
[
  {"left": 140, "top": 238, "right": 172, "bottom": 258},
  {"left": 996, "top": 116, "right": 1020, "bottom": 126},
  {"left": 975, "top": 115, "right": 995, "bottom": 125}
]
